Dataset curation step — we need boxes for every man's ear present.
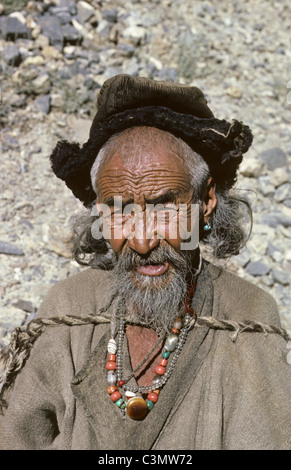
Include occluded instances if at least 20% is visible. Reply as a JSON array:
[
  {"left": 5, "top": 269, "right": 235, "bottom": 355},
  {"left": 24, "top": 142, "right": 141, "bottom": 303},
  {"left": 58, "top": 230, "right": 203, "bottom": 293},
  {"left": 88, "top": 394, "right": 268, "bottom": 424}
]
[{"left": 202, "top": 177, "right": 217, "bottom": 223}]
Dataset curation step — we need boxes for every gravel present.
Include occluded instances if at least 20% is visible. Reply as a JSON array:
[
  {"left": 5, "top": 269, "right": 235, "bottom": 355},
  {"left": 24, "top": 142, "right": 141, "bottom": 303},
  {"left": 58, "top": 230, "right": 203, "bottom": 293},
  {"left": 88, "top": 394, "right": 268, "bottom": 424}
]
[{"left": 0, "top": 0, "right": 290, "bottom": 348}]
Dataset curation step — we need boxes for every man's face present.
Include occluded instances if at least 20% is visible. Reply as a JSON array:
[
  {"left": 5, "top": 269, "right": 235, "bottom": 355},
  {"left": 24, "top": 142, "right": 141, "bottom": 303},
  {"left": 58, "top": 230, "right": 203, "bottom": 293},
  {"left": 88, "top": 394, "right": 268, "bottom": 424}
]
[
  {"left": 94, "top": 127, "right": 217, "bottom": 331},
  {"left": 95, "top": 127, "right": 196, "bottom": 285}
]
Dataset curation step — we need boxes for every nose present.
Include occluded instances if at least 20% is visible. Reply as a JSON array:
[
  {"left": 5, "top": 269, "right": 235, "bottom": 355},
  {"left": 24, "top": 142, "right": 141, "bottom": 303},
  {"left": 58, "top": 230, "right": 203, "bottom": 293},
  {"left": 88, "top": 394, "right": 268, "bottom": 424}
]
[
  {"left": 127, "top": 234, "right": 160, "bottom": 255},
  {"left": 126, "top": 209, "right": 160, "bottom": 256}
]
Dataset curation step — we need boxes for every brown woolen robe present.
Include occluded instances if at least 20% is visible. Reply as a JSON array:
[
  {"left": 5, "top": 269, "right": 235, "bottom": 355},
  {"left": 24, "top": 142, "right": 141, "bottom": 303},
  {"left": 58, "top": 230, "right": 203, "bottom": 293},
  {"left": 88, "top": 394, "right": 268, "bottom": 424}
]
[{"left": 0, "top": 262, "right": 291, "bottom": 450}]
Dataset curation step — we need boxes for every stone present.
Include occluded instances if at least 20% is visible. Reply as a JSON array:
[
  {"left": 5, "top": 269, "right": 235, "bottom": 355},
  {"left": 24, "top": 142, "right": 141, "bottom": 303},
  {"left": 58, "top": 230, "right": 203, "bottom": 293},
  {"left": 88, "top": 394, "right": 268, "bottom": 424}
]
[
  {"left": 272, "top": 269, "right": 290, "bottom": 286},
  {"left": 26, "top": 15, "right": 38, "bottom": 31},
  {"left": 258, "top": 148, "right": 288, "bottom": 170},
  {"left": 62, "top": 23, "right": 83, "bottom": 46},
  {"left": 282, "top": 296, "right": 291, "bottom": 308},
  {"left": 122, "top": 57, "right": 140, "bottom": 76},
  {"left": 0, "top": 241, "right": 24, "bottom": 256},
  {"left": 0, "top": 15, "right": 30, "bottom": 40},
  {"left": 271, "top": 251, "right": 284, "bottom": 263},
  {"left": 9, "top": 11, "right": 26, "bottom": 24},
  {"left": 31, "top": 25, "right": 41, "bottom": 39},
  {"left": 71, "top": 18, "right": 86, "bottom": 35},
  {"left": 102, "top": 8, "right": 118, "bottom": 23},
  {"left": 277, "top": 225, "right": 291, "bottom": 239},
  {"left": 35, "top": 34, "right": 50, "bottom": 49},
  {"left": 276, "top": 211, "right": 291, "bottom": 227},
  {"left": 43, "top": 223, "right": 73, "bottom": 258},
  {"left": 51, "top": 91, "right": 65, "bottom": 108},
  {"left": 41, "top": 45, "right": 62, "bottom": 60},
  {"left": 12, "top": 299, "right": 35, "bottom": 313},
  {"left": 258, "top": 213, "right": 291, "bottom": 228},
  {"left": 63, "top": 45, "right": 76, "bottom": 58},
  {"left": 261, "top": 275, "right": 274, "bottom": 287},
  {"left": 158, "top": 67, "right": 178, "bottom": 81},
  {"left": 240, "top": 158, "right": 265, "bottom": 178},
  {"left": 271, "top": 168, "right": 289, "bottom": 187},
  {"left": 66, "top": 115, "right": 91, "bottom": 141},
  {"left": 258, "top": 178, "right": 275, "bottom": 197},
  {"left": 121, "top": 26, "right": 147, "bottom": 46},
  {"left": 275, "top": 183, "right": 291, "bottom": 203},
  {"left": 77, "top": 1, "right": 95, "bottom": 24},
  {"left": 38, "top": 15, "right": 64, "bottom": 49},
  {"left": 10, "top": 92, "right": 26, "bottom": 108},
  {"left": 108, "top": 23, "right": 120, "bottom": 43},
  {"left": 3, "top": 44, "right": 22, "bottom": 66},
  {"left": 246, "top": 261, "right": 270, "bottom": 277},
  {"left": 267, "top": 243, "right": 283, "bottom": 257},
  {"left": 53, "top": 11, "right": 72, "bottom": 24},
  {"left": 22, "top": 55, "right": 45, "bottom": 66},
  {"left": 226, "top": 86, "right": 242, "bottom": 98},
  {"left": 232, "top": 249, "right": 251, "bottom": 267},
  {"left": 32, "top": 73, "right": 51, "bottom": 95},
  {"left": 34, "top": 94, "right": 51, "bottom": 114},
  {"left": 248, "top": 237, "right": 268, "bottom": 256},
  {"left": 58, "top": 0, "right": 77, "bottom": 15},
  {"left": 96, "top": 19, "right": 111, "bottom": 37}
]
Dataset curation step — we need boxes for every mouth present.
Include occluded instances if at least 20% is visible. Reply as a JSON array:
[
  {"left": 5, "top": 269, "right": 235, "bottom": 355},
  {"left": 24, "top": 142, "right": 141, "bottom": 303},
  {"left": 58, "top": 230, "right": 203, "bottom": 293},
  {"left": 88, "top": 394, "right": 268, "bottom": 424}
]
[{"left": 136, "top": 261, "right": 169, "bottom": 277}]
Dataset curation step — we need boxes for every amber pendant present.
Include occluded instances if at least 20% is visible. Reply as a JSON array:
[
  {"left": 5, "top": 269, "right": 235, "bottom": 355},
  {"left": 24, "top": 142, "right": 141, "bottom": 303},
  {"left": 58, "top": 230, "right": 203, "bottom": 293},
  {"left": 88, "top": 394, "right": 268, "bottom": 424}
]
[{"left": 126, "top": 397, "right": 148, "bottom": 420}]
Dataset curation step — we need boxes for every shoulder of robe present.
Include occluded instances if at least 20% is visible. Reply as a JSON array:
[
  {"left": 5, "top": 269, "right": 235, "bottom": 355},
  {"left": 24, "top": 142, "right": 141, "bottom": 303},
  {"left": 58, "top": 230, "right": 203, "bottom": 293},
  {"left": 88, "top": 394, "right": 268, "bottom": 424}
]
[
  {"left": 205, "top": 262, "right": 281, "bottom": 327},
  {"left": 36, "top": 268, "right": 111, "bottom": 319}
]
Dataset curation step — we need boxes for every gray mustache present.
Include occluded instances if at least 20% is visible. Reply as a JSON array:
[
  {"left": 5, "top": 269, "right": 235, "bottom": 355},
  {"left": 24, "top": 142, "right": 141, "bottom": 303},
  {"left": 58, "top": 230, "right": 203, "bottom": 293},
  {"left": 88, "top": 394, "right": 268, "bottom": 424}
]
[{"left": 116, "top": 246, "right": 189, "bottom": 272}]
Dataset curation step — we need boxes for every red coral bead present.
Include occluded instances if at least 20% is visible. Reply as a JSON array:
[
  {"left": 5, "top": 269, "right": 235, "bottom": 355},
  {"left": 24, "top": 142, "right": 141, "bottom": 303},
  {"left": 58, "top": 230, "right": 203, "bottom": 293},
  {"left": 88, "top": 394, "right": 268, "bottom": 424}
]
[
  {"left": 171, "top": 328, "right": 179, "bottom": 335},
  {"left": 110, "top": 391, "right": 122, "bottom": 402},
  {"left": 106, "top": 361, "right": 117, "bottom": 370},
  {"left": 107, "top": 386, "right": 118, "bottom": 395},
  {"left": 108, "top": 354, "right": 116, "bottom": 362},
  {"left": 155, "top": 365, "right": 166, "bottom": 375},
  {"left": 118, "top": 380, "right": 125, "bottom": 387},
  {"left": 160, "top": 358, "right": 167, "bottom": 367},
  {"left": 147, "top": 392, "right": 158, "bottom": 403}
]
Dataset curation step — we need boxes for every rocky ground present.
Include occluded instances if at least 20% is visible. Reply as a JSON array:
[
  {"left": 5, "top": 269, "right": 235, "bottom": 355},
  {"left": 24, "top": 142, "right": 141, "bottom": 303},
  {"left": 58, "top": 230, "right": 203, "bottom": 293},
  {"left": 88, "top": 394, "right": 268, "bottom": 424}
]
[{"left": 0, "top": 0, "right": 290, "bottom": 348}]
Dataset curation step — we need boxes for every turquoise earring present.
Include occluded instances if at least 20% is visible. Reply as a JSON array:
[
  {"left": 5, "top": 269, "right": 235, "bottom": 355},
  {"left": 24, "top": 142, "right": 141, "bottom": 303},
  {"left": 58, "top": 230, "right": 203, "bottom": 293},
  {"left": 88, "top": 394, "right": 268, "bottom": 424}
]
[{"left": 204, "top": 223, "right": 211, "bottom": 232}]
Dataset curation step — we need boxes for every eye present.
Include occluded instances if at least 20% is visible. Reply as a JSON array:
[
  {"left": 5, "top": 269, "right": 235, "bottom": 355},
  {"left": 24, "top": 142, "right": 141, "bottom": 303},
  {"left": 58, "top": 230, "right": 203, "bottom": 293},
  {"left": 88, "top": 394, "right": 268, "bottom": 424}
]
[{"left": 152, "top": 203, "right": 177, "bottom": 215}]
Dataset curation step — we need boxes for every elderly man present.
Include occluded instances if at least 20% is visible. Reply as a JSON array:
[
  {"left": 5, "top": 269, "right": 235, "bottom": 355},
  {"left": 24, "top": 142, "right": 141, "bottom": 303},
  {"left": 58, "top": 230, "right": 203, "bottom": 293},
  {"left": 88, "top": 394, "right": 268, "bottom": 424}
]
[{"left": 0, "top": 75, "right": 290, "bottom": 450}]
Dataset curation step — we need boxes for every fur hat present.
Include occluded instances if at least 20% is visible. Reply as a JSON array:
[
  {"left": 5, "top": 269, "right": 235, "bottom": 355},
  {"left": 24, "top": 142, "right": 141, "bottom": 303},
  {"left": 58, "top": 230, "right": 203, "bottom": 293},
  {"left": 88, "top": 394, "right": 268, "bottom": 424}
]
[{"left": 50, "top": 74, "right": 253, "bottom": 206}]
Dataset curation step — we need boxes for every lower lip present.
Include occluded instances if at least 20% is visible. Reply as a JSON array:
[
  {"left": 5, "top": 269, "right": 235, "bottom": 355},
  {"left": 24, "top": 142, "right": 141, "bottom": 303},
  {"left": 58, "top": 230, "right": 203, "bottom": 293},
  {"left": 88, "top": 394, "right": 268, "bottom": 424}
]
[{"left": 136, "top": 262, "right": 169, "bottom": 276}]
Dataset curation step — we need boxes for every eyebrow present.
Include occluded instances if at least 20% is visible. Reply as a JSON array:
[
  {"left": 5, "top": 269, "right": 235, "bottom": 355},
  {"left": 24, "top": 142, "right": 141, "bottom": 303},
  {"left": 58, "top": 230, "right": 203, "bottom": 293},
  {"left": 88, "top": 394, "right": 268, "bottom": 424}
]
[
  {"left": 144, "top": 190, "right": 178, "bottom": 205},
  {"left": 103, "top": 190, "right": 178, "bottom": 208},
  {"left": 103, "top": 196, "right": 134, "bottom": 208}
]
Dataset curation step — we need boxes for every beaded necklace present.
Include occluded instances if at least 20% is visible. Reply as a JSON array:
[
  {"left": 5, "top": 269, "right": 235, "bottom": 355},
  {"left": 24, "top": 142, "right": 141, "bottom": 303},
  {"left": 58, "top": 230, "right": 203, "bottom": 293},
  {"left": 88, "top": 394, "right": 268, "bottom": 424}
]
[{"left": 105, "top": 282, "right": 197, "bottom": 420}]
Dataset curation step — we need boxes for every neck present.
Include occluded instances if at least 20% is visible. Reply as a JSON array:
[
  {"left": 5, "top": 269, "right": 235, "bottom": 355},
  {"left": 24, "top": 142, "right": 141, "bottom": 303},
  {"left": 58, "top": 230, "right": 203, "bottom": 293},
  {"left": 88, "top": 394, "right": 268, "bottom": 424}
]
[{"left": 126, "top": 325, "right": 162, "bottom": 387}]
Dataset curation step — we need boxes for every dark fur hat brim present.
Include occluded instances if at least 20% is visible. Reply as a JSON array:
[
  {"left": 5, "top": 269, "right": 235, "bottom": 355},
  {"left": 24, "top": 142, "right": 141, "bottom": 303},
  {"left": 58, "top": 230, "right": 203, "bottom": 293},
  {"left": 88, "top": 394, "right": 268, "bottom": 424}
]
[{"left": 50, "top": 105, "right": 253, "bottom": 207}]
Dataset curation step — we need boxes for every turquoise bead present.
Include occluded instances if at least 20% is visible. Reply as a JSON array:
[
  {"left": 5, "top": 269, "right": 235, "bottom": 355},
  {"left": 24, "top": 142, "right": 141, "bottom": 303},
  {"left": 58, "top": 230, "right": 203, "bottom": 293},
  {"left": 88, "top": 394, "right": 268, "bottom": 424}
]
[
  {"left": 116, "top": 398, "right": 124, "bottom": 408},
  {"left": 163, "top": 350, "right": 170, "bottom": 359},
  {"left": 147, "top": 400, "right": 154, "bottom": 410}
]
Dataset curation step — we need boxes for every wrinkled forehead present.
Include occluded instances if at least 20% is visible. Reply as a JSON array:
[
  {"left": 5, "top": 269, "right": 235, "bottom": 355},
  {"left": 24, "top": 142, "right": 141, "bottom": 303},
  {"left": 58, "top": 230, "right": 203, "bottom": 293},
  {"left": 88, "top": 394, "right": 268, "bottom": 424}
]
[
  {"left": 98, "top": 126, "right": 189, "bottom": 176},
  {"left": 95, "top": 127, "right": 192, "bottom": 202}
]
